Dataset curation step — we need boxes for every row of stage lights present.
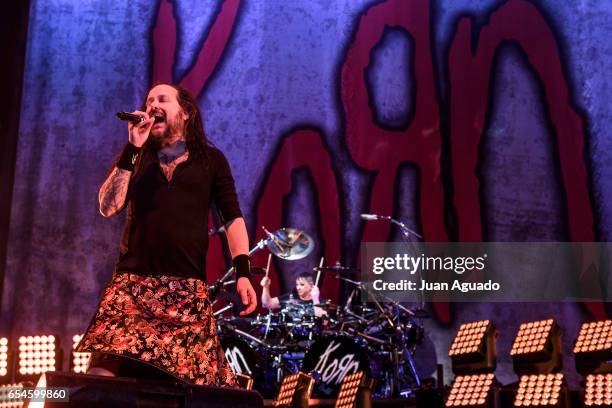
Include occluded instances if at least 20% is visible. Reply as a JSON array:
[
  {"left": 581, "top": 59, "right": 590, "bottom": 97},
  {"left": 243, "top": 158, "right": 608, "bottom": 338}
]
[
  {"left": 0, "top": 335, "right": 90, "bottom": 385},
  {"left": 446, "top": 319, "right": 612, "bottom": 408},
  {"left": 0, "top": 319, "right": 611, "bottom": 407}
]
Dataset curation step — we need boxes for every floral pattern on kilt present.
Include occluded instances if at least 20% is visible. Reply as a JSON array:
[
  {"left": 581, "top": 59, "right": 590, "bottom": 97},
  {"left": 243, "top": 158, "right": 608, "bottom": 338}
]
[{"left": 76, "top": 273, "right": 237, "bottom": 387}]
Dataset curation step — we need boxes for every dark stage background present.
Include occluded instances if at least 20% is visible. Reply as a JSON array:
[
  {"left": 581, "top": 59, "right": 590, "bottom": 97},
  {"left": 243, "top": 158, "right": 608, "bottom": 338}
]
[{"left": 1, "top": 0, "right": 611, "bottom": 388}]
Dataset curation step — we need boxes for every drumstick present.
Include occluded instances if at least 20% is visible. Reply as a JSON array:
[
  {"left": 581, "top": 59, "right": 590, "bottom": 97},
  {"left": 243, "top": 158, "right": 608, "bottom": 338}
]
[
  {"left": 265, "top": 253, "right": 272, "bottom": 278},
  {"left": 315, "top": 257, "right": 324, "bottom": 287}
]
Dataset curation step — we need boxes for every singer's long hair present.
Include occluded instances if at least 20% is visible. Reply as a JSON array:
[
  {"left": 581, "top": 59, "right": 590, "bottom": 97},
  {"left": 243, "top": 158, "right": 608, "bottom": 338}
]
[{"left": 143, "top": 82, "right": 209, "bottom": 156}]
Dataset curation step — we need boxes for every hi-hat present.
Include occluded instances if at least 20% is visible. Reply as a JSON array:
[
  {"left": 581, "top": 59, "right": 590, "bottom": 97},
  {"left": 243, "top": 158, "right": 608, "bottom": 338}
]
[{"left": 266, "top": 228, "right": 314, "bottom": 260}]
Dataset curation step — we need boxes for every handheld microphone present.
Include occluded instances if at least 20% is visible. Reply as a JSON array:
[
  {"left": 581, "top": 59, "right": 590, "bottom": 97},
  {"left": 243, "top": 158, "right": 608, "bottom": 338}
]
[{"left": 116, "top": 112, "right": 145, "bottom": 124}]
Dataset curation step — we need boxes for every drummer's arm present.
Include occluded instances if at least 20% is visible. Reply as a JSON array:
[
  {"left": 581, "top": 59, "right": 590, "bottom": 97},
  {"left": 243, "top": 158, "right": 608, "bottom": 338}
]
[
  {"left": 260, "top": 277, "right": 281, "bottom": 310},
  {"left": 311, "top": 286, "right": 327, "bottom": 317},
  {"left": 313, "top": 306, "right": 327, "bottom": 318}
]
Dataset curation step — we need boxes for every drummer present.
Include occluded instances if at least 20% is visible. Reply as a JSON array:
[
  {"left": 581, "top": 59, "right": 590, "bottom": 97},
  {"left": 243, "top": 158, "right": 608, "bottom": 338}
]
[{"left": 260, "top": 272, "right": 327, "bottom": 317}]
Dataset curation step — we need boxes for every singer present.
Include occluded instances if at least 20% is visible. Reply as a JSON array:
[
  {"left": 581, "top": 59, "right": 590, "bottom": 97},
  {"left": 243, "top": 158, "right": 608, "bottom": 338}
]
[{"left": 76, "top": 83, "right": 257, "bottom": 386}]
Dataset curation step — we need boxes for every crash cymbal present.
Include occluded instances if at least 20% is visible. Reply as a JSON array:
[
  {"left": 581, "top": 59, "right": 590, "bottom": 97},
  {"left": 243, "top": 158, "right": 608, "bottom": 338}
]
[{"left": 266, "top": 228, "right": 314, "bottom": 260}]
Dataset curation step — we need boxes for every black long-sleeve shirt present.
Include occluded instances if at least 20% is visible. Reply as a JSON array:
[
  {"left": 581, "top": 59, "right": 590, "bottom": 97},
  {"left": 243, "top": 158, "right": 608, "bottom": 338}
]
[{"left": 115, "top": 145, "right": 242, "bottom": 279}]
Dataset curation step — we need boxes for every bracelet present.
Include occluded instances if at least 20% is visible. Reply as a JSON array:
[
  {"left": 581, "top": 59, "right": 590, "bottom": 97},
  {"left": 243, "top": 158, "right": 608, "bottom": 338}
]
[
  {"left": 117, "top": 143, "right": 142, "bottom": 171},
  {"left": 232, "top": 254, "right": 251, "bottom": 280}
]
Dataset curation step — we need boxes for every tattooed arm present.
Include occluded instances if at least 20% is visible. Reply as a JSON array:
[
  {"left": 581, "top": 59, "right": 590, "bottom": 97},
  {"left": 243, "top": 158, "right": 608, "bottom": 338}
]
[
  {"left": 99, "top": 108, "right": 155, "bottom": 217},
  {"left": 98, "top": 167, "right": 132, "bottom": 217}
]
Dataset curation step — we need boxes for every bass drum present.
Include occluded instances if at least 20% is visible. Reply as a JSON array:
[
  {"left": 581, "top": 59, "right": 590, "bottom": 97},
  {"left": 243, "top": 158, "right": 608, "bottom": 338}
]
[
  {"left": 301, "top": 335, "right": 390, "bottom": 398},
  {"left": 220, "top": 335, "right": 277, "bottom": 398},
  {"left": 220, "top": 335, "right": 262, "bottom": 378}
]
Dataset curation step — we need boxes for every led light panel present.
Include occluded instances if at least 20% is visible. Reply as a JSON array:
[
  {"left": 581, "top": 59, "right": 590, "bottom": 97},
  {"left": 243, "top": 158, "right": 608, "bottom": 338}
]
[
  {"left": 334, "top": 371, "right": 375, "bottom": 408},
  {"left": 511, "top": 319, "right": 562, "bottom": 374},
  {"left": 0, "top": 383, "right": 24, "bottom": 408},
  {"left": 17, "top": 335, "right": 58, "bottom": 378},
  {"left": 445, "top": 373, "right": 495, "bottom": 407},
  {"left": 584, "top": 373, "right": 612, "bottom": 407},
  {"left": 71, "top": 334, "right": 91, "bottom": 374},
  {"left": 511, "top": 320, "right": 554, "bottom": 356},
  {"left": 274, "top": 372, "right": 313, "bottom": 407},
  {"left": 449, "top": 321, "right": 491, "bottom": 357},
  {"left": 449, "top": 320, "right": 497, "bottom": 374},
  {"left": 0, "top": 338, "right": 8, "bottom": 380},
  {"left": 574, "top": 321, "right": 612, "bottom": 375},
  {"left": 514, "top": 373, "right": 564, "bottom": 407}
]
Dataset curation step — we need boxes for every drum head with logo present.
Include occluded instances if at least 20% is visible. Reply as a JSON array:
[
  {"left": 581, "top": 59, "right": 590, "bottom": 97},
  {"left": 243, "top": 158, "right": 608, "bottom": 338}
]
[
  {"left": 220, "top": 335, "right": 261, "bottom": 378},
  {"left": 301, "top": 336, "right": 370, "bottom": 397}
]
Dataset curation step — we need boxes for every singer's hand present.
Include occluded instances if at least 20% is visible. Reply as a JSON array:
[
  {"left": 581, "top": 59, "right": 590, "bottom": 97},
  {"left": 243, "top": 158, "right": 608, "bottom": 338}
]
[
  {"left": 237, "top": 277, "right": 257, "bottom": 315},
  {"left": 128, "top": 110, "right": 155, "bottom": 147}
]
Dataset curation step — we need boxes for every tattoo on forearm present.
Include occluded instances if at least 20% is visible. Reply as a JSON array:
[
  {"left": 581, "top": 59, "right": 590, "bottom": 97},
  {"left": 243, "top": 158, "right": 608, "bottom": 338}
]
[{"left": 98, "top": 167, "right": 131, "bottom": 217}]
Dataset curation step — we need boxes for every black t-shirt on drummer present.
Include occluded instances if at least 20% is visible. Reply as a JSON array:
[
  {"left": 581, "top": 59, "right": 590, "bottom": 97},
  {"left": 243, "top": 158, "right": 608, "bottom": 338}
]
[
  {"left": 115, "top": 145, "right": 242, "bottom": 279},
  {"left": 278, "top": 292, "right": 325, "bottom": 316}
]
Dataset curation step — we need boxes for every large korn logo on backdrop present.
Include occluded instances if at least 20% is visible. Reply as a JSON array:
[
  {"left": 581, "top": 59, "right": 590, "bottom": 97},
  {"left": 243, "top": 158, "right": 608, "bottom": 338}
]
[{"left": 149, "top": 0, "right": 599, "bottom": 321}]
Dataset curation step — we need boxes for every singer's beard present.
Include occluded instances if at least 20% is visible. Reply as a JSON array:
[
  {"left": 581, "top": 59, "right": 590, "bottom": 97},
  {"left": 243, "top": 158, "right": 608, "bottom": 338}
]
[{"left": 149, "top": 117, "right": 185, "bottom": 150}]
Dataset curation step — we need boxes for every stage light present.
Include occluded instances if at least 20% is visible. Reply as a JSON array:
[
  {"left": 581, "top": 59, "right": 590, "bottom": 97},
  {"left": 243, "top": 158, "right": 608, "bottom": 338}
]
[
  {"left": 513, "top": 373, "right": 565, "bottom": 407},
  {"left": 574, "top": 320, "right": 612, "bottom": 375},
  {"left": 584, "top": 373, "right": 612, "bottom": 406},
  {"left": 235, "top": 373, "right": 253, "bottom": 390},
  {"left": 16, "top": 335, "right": 61, "bottom": 382},
  {"left": 0, "top": 383, "right": 24, "bottom": 408},
  {"left": 70, "top": 334, "right": 91, "bottom": 374},
  {"left": 334, "top": 371, "right": 376, "bottom": 408},
  {"left": 274, "top": 372, "right": 314, "bottom": 408},
  {"left": 445, "top": 373, "right": 495, "bottom": 407},
  {"left": 449, "top": 320, "right": 497, "bottom": 374},
  {"left": 0, "top": 338, "right": 10, "bottom": 383},
  {"left": 511, "top": 319, "right": 562, "bottom": 374}
]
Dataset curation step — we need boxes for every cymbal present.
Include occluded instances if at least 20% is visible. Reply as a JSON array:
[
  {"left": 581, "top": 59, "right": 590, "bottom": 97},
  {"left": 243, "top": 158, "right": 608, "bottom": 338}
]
[{"left": 266, "top": 228, "right": 314, "bottom": 260}]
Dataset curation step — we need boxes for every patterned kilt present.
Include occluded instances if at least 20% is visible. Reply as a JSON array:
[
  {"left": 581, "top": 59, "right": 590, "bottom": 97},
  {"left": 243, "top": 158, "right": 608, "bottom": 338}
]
[{"left": 76, "top": 273, "right": 237, "bottom": 387}]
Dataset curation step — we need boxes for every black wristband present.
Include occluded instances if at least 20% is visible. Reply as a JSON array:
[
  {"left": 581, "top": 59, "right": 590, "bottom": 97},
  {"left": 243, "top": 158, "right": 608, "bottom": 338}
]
[
  {"left": 233, "top": 254, "right": 251, "bottom": 280},
  {"left": 117, "top": 143, "right": 142, "bottom": 171}
]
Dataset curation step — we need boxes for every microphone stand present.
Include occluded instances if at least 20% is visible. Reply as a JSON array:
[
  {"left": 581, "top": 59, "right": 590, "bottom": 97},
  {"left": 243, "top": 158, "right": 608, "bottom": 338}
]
[
  {"left": 362, "top": 214, "right": 425, "bottom": 392},
  {"left": 364, "top": 215, "right": 425, "bottom": 310}
]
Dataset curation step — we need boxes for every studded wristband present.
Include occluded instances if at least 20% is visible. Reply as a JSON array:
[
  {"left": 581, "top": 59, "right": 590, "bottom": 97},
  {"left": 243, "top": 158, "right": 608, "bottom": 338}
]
[
  {"left": 233, "top": 254, "right": 251, "bottom": 280},
  {"left": 116, "top": 142, "right": 142, "bottom": 171}
]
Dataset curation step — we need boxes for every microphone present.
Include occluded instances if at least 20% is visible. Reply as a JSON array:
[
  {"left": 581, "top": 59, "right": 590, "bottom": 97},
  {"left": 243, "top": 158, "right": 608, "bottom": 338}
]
[
  {"left": 116, "top": 112, "right": 145, "bottom": 124},
  {"left": 360, "top": 213, "right": 381, "bottom": 221}
]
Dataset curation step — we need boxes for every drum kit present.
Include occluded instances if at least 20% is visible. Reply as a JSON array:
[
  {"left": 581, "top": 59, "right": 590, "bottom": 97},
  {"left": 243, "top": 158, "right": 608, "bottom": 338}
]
[{"left": 210, "top": 225, "right": 427, "bottom": 399}]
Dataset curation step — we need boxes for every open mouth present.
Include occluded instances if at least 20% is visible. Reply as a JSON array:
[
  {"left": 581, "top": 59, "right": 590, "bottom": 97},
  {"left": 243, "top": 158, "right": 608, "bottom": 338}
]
[{"left": 151, "top": 110, "right": 166, "bottom": 124}]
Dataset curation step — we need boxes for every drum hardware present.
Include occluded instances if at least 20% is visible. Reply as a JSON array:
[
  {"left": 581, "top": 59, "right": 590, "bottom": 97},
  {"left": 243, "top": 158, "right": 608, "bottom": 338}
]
[
  {"left": 334, "top": 273, "right": 424, "bottom": 394},
  {"left": 214, "top": 302, "right": 234, "bottom": 317},
  {"left": 343, "top": 326, "right": 391, "bottom": 347},
  {"left": 210, "top": 222, "right": 427, "bottom": 400},
  {"left": 361, "top": 213, "right": 425, "bottom": 309}
]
